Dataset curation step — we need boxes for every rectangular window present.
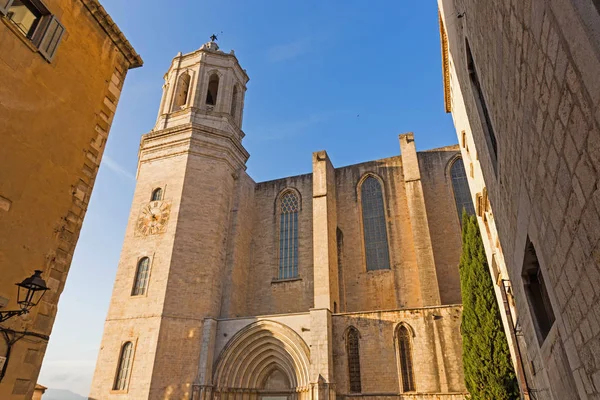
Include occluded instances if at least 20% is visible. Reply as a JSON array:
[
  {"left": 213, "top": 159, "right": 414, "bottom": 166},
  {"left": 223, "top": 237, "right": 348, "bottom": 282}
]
[
  {"left": 6, "top": 0, "right": 42, "bottom": 38},
  {"left": 522, "top": 238, "right": 555, "bottom": 344},
  {"left": 1, "top": 0, "right": 65, "bottom": 62},
  {"left": 465, "top": 39, "right": 498, "bottom": 173}
]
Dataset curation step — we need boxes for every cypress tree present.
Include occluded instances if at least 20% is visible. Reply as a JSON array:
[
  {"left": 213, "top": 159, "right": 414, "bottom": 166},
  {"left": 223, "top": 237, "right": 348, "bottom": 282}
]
[{"left": 459, "top": 213, "right": 520, "bottom": 400}]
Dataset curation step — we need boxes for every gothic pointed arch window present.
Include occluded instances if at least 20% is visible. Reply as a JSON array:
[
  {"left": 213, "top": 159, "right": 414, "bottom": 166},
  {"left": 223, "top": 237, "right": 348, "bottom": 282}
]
[
  {"left": 397, "top": 324, "right": 415, "bottom": 392},
  {"left": 279, "top": 191, "right": 299, "bottom": 279},
  {"left": 206, "top": 73, "right": 219, "bottom": 106},
  {"left": 113, "top": 341, "right": 134, "bottom": 391},
  {"left": 132, "top": 257, "right": 150, "bottom": 296},
  {"left": 346, "top": 327, "right": 362, "bottom": 393},
  {"left": 360, "top": 175, "right": 390, "bottom": 271},
  {"left": 151, "top": 188, "right": 163, "bottom": 201},
  {"left": 450, "top": 158, "right": 475, "bottom": 221},
  {"left": 173, "top": 72, "right": 191, "bottom": 109}
]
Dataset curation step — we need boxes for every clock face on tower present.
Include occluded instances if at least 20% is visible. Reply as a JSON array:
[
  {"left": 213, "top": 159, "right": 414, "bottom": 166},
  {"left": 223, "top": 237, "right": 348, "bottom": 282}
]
[{"left": 136, "top": 201, "right": 171, "bottom": 236}]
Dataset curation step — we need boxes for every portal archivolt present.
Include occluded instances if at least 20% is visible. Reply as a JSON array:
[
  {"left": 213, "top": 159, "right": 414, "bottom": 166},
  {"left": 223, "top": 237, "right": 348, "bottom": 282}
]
[{"left": 213, "top": 320, "right": 311, "bottom": 396}]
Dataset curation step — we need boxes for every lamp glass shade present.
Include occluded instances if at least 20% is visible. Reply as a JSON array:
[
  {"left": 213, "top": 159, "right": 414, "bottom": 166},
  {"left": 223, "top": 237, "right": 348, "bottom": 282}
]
[{"left": 16, "top": 270, "right": 49, "bottom": 311}]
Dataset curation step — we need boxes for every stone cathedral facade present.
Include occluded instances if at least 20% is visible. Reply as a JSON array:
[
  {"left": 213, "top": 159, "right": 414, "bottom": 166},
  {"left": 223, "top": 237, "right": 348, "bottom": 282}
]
[{"left": 90, "top": 40, "right": 471, "bottom": 400}]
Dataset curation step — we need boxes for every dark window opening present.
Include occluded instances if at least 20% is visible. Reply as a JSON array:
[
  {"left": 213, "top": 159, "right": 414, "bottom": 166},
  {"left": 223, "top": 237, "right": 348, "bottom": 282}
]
[
  {"left": 1, "top": 0, "right": 65, "bottom": 61},
  {"left": 6, "top": 0, "right": 42, "bottom": 38},
  {"left": 450, "top": 158, "right": 475, "bottom": 222},
  {"left": 347, "top": 327, "right": 362, "bottom": 393},
  {"left": 466, "top": 39, "right": 498, "bottom": 172},
  {"left": 361, "top": 176, "right": 390, "bottom": 271},
  {"left": 231, "top": 84, "right": 239, "bottom": 119},
  {"left": 151, "top": 188, "right": 163, "bottom": 201},
  {"left": 206, "top": 73, "right": 219, "bottom": 106},
  {"left": 522, "top": 238, "right": 555, "bottom": 344},
  {"left": 337, "top": 227, "right": 345, "bottom": 313},
  {"left": 397, "top": 326, "right": 415, "bottom": 392}
]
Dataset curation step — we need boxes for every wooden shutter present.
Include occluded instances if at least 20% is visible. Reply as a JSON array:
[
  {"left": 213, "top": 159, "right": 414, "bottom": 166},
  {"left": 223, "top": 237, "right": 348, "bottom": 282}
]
[
  {"left": 0, "top": 0, "right": 14, "bottom": 15},
  {"left": 38, "top": 15, "right": 64, "bottom": 62}
]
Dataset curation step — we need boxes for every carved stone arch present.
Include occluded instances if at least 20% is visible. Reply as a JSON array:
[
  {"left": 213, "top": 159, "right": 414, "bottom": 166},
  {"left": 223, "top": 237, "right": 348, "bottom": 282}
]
[
  {"left": 274, "top": 187, "right": 302, "bottom": 214},
  {"left": 204, "top": 69, "right": 223, "bottom": 106},
  {"left": 394, "top": 321, "right": 416, "bottom": 339},
  {"left": 444, "top": 152, "right": 463, "bottom": 179},
  {"left": 343, "top": 325, "right": 362, "bottom": 341},
  {"left": 172, "top": 70, "right": 193, "bottom": 110},
  {"left": 231, "top": 83, "right": 241, "bottom": 122},
  {"left": 213, "top": 320, "right": 311, "bottom": 391},
  {"left": 447, "top": 155, "right": 475, "bottom": 221},
  {"left": 355, "top": 172, "right": 386, "bottom": 201},
  {"left": 394, "top": 322, "right": 416, "bottom": 392}
]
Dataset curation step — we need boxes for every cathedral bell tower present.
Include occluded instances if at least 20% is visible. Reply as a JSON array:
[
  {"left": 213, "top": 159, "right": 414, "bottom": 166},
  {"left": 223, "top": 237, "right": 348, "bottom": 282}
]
[{"left": 90, "top": 38, "right": 250, "bottom": 400}]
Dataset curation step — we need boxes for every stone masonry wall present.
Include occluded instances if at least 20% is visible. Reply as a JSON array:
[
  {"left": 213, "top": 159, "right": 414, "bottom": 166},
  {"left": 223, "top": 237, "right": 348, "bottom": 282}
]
[
  {"left": 418, "top": 148, "right": 464, "bottom": 306},
  {"left": 332, "top": 307, "right": 466, "bottom": 396},
  {"left": 245, "top": 174, "right": 315, "bottom": 316},
  {"left": 334, "top": 157, "right": 422, "bottom": 312},
  {"left": 439, "top": 0, "right": 600, "bottom": 398}
]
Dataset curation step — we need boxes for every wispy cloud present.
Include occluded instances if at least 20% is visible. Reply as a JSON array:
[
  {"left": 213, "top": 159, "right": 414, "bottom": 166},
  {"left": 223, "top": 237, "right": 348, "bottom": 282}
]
[
  {"left": 267, "top": 38, "right": 312, "bottom": 62},
  {"left": 254, "top": 110, "right": 345, "bottom": 141},
  {"left": 102, "top": 155, "right": 135, "bottom": 181}
]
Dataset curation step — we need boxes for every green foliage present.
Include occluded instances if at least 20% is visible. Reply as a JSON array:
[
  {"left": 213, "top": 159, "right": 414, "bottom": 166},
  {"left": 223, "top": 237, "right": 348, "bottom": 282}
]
[{"left": 459, "top": 213, "right": 520, "bottom": 400}]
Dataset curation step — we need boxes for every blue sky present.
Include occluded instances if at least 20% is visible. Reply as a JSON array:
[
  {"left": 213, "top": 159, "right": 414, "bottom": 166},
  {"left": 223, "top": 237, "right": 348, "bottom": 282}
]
[{"left": 38, "top": 1, "right": 456, "bottom": 396}]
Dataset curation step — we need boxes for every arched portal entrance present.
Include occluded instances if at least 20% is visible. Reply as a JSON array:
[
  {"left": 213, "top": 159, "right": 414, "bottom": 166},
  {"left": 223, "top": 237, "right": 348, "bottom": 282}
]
[{"left": 212, "top": 320, "right": 311, "bottom": 400}]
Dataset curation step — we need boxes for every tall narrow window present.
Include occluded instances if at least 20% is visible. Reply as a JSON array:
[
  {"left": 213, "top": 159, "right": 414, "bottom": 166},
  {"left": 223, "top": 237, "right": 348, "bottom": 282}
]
[
  {"left": 206, "top": 73, "right": 219, "bottom": 105},
  {"left": 360, "top": 176, "right": 390, "bottom": 271},
  {"left": 132, "top": 257, "right": 150, "bottom": 296},
  {"left": 279, "top": 192, "right": 299, "bottom": 279},
  {"left": 522, "top": 238, "right": 555, "bottom": 344},
  {"left": 173, "top": 72, "right": 191, "bottom": 109},
  {"left": 231, "top": 85, "right": 239, "bottom": 120},
  {"left": 397, "top": 325, "right": 415, "bottom": 392},
  {"left": 346, "top": 327, "right": 362, "bottom": 393},
  {"left": 151, "top": 188, "right": 163, "bottom": 201},
  {"left": 450, "top": 158, "right": 475, "bottom": 221},
  {"left": 466, "top": 39, "right": 498, "bottom": 171},
  {"left": 113, "top": 342, "right": 134, "bottom": 391}
]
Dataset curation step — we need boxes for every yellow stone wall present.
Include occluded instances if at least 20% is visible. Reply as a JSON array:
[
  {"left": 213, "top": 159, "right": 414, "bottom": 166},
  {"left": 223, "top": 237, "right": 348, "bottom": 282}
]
[{"left": 0, "top": 1, "right": 140, "bottom": 398}]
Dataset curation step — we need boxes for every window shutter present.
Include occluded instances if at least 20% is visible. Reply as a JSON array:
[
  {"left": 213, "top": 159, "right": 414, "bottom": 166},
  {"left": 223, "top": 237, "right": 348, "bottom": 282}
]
[
  {"left": 38, "top": 15, "right": 64, "bottom": 62},
  {"left": 0, "top": 0, "right": 14, "bottom": 15}
]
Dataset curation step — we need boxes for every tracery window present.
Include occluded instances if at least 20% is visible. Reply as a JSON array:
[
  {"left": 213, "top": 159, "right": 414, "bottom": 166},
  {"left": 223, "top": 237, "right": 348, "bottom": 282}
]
[
  {"left": 279, "top": 191, "right": 299, "bottom": 279},
  {"left": 132, "top": 257, "right": 150, "bottom": 296},
  {"left": 113, "top": 342, "right": 134, "bottom": 391},
  {"left": 397, "top": 325, "right": 415, "bottom": 392},
  {"left": 360, "top": 176, "right": 390, "bottom": 271},
  {"left": 151, "top": 188, "right": 163, "bottom": 201},
  {"left": 450, "top": 158, "right": 475, "bottom": 221},
  {"left": 346, "top": 327, "right": 362, "bottom": 393}
]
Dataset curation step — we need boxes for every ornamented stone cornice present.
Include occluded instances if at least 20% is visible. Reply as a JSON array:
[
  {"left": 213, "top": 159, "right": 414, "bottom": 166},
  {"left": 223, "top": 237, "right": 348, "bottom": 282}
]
[{"left": 78, "top": 0, "right": 143, "bottom": 69}]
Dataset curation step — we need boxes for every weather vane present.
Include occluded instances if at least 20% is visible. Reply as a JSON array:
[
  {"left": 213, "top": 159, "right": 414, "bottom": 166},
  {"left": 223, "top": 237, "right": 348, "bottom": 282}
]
[{"left": 210, "top": 33, "right": 218, "bottom": 42}]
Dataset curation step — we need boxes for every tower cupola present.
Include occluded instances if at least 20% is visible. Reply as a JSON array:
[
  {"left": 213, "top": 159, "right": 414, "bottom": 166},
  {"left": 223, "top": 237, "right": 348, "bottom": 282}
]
[{"left": 154, "top": 37, "right": 249, "bottom": 139}]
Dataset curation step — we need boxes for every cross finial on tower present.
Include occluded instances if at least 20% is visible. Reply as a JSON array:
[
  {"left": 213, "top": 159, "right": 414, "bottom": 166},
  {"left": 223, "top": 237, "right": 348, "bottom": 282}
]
[{"left": 210, "top": 34, "right": 218, "bottom": 42}]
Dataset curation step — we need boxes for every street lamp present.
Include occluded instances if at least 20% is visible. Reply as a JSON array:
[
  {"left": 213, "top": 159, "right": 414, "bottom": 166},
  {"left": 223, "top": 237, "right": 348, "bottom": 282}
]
[{"left": 0, "top": 270, "right": 49, "bottom": 323}]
